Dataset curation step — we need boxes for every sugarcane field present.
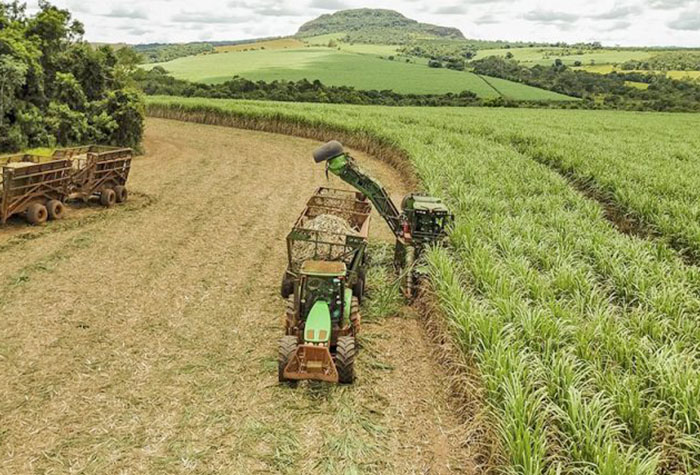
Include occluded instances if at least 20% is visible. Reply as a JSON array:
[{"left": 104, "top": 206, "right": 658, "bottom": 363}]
[{"left": 3, "top": 2, "right": 700, "bottom": 474}]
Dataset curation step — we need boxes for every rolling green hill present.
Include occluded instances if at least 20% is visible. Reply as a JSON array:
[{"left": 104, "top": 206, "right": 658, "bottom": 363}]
[
  {"left": 146, "top": 47, "right": 575, "bottom": 101},
  {"left": 296, "top": 8, "right": 464, "bottom": 44}
]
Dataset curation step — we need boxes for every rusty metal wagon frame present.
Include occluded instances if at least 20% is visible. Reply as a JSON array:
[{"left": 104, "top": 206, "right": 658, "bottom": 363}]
[
  {"left": 67, "top": 147, "right": 132, "bottom": 203},
  {"left": 0, "top": 160, "right": 72, "bottom": 224},
  {"left": 286, "top": 188, "right": 371, "bottom": 274}
]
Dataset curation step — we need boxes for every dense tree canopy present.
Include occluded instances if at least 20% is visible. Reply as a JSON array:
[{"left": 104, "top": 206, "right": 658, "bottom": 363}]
[{"left": 0, "top": 1, "right": 144, "bottom": 152}]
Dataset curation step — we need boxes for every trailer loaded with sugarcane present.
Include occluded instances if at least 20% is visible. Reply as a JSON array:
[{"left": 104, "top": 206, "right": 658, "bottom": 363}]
[
  {"left": 279, "top": 187, "right": 370, "bottom": 384},
  {"left": 279, "top": 141, "right": 453, "bottom": 385}
]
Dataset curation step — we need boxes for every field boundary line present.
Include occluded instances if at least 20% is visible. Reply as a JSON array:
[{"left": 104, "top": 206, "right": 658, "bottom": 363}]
[
  {"left": 415, "top": 283, "right": 501, "bottom": 473},
  {"left": 475, "top": 75, "right": 504, "bottom": 99}
]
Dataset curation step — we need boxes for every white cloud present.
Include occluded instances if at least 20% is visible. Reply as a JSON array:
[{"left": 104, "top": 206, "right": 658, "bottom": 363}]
[
  {"left": 668, "top": 10, "right": 700, "bottom": 30},
  {"left": 25, "top": 0, "right": 700, "bottom": 47}
]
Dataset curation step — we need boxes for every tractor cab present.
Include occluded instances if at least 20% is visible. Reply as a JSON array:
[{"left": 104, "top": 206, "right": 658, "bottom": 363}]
[
  {"left": 279, "top": 260, "right": 359, "bottom": 384},
  {"left": 298, "top": 260, "right": 350, "bottom": 332},
  {"left": 401, "top": 193, "right": 453, "bottom": 244}
]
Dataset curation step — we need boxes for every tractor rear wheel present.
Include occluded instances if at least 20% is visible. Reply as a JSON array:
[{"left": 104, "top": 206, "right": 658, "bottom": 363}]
[
  {"left": 114, "top": 185, "right": 128, "bottom": 203},
  {"left": 46, "top": 200, "right": 65, "bottom": 220},
  {"left": 284, "top": 296, "right": 296, "bottom": 335},
  {"left": 336, "top": 336, "right": 356, "bottom": 384},
  {"left": 278, "top": 335, "right": 298, "bottom": 383},
  {"left": 100, "top": 188, "right": 116, "bottom": 207},
  {"left": 26, "top": 203, "right": 48, "bottom": 225},
  {"left": 349, "top": 296, "right": 361, "bottom": 336}
]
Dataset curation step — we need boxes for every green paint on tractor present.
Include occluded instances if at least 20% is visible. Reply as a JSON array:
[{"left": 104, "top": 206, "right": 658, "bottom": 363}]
[{"left": 304, "top": 301, "right": 332, "bottom": 344}]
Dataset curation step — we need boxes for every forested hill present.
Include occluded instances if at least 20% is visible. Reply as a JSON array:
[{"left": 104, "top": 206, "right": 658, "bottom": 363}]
[{"left": 296, "top": 9, "right": 465, "bottom": 43}]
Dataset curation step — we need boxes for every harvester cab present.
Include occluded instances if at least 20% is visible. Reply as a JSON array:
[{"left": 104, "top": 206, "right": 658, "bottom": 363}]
[
  {"left": 313, "top": 140, "right": 454, "bottom": 296},
  {"left": 279, "top": 260, "right": 359, "bottom": 384},
  {"left": 401, "top": 193, "right": 452, "bottom": 244}
]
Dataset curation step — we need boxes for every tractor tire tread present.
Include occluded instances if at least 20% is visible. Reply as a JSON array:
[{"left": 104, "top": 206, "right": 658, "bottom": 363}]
[
  {"left": 278, "top": 335, "right": 298, "bottom": 383},
  {"left": 336, "top": 336, "right": 356, "bottom": 384}
]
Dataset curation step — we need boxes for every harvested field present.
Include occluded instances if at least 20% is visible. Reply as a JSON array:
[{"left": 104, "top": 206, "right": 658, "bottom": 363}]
[{"left": 0, "top": 119, "right": 476, "bottom": 473}]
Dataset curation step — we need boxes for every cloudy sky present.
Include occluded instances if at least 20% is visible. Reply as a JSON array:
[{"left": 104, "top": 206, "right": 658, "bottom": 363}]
[{"left": 25, "top": 0, "right": 700, "bottom": 47}]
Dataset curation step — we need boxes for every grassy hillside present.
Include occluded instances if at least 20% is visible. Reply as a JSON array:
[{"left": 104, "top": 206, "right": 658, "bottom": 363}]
[
  {"left": 147, "top": 47, "right": 575, "bottom": 101},
  {"left": 214, "top": 38, "right": 304, "bottom": 53},
  {"left": 147, "top": 95, "right": 700, "bottom": 474},
  {"left": 296, "top": 8, "right": 464, "bottom": 43}
]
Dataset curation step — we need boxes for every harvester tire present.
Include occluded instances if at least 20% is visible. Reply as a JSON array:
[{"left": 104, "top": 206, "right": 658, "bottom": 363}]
[
  {"left": 278, "top": 336, "right": 298, "bottom": 383},
  {"left": 280, "top": 273, "right": 294, "bottom": 299},
  {"left": 26, "top": 203, "right": 48, "bottom": 225},
  {"left": 100, "top": 188, "right": 116, "bottom": 207},
  {"left": 46, "top": 200, "right": 65, "bottom": 220},
  {"left": 350, "top": 296, "right": 361, "bottom": 336},
  {"left": 336, "top": 336, "right": 356, "bottom": 384},
  {"left": 114, "top": 186, "right": 128, "bottom": 203}
]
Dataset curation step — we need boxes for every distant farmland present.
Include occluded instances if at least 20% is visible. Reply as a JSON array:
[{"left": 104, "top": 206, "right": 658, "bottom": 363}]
[{"left": 146, "top": 46, "right": 576, "bottom": 101}]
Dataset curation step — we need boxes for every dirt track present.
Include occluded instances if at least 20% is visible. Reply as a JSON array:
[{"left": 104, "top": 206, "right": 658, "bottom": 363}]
[{"left": 0, "top": 119, "right": 473, "bottom": 474}]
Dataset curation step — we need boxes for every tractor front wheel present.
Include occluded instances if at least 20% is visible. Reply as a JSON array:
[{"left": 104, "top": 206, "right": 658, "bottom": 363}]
[
  {"left": 278, "top": 335, "right": 298, "bottom": 383},
  {"left": 336, "top": 336, "right": 356, "bottom": 384}
]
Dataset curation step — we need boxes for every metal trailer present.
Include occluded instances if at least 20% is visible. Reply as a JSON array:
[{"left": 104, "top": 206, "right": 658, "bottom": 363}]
[
  {"left": 66, "top": 146, "right": 133, "bottom": 207},
  {"left": 0, "top": 159, "right": 72, "bottom": 225},
  {"left": 280, "top": 187, "right": 371, "bottom": 301}
]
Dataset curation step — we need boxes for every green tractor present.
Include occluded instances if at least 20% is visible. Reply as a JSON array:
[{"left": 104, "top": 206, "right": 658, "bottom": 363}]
[
  {"left": 279, "top": 260, "right": 360, "bottom": 384},
  {"left": 313, "top": 140, "right": 453, "bottom": 297}
]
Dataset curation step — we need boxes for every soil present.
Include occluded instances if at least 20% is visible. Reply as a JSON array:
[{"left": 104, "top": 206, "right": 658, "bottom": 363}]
[{"left": 0, "top": 118, "right": 475, "bottom": 474}]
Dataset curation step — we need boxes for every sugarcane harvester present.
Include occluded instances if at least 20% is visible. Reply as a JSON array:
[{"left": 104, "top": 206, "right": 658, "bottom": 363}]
[{"left": 313, "top": 141, "right": 453, "bottom": 297}]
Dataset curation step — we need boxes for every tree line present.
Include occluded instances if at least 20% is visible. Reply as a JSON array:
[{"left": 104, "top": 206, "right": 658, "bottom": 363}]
[
  {"left": 134, "top": 67, "right": 483, "bottom": 107},
  {"left": 133, "top": 43, "right": 215, "bottom": 63},
  {"left": 0, "top": 1, "right": 144, "bottom": 153},
  {"left": 621, "top": 51, "right": 700, "bottom": 71},
  {"left": 470, "top": 56, "right": 700, "bottom": 112}
]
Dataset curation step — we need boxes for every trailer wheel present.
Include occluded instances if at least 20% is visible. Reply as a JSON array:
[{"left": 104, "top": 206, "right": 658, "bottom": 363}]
[
  {"left": 100, "top": 188, "right": 116, "bottom": 207},
  {"left": 336, "top": 336, "right": 356, "bottom": 384},
  {"left": 26, "top": 203, "right": 48, "bottom": 225},
  {"left": 280, "top": 273, "right": 294, "bottom": 299},
  {"left": 46, "top": 200, "right": 65, "bottom": 220},
  {"left": 114, "top": 186, "right": 128, "bottom": 203},
  {"left": 278, "top": 335, "right": 299, "bottom": 383},
  {"left": 352, "top": 268, "right": 366, "bottom": 303}
]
